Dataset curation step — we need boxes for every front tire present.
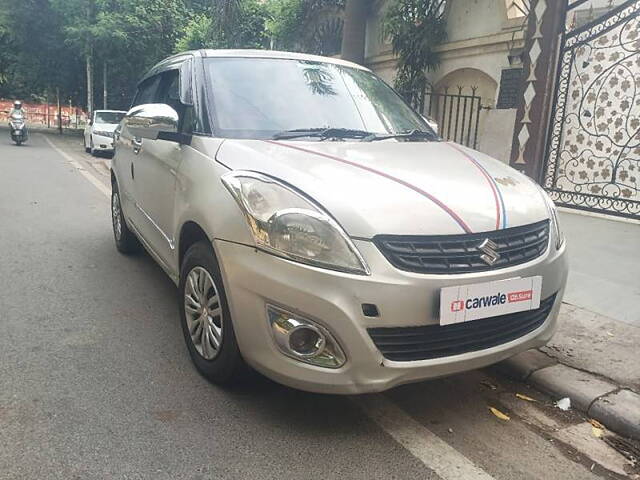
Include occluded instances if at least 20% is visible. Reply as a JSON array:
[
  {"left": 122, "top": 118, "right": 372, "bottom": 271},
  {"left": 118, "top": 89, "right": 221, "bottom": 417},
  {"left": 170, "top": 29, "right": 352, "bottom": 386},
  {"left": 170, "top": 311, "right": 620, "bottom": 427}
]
[
  {"left": 111, "top": 182, "right": 140, "bottom": 254},
  {"left": 179, "top": 242, "right": 245, "bottom": 385}
]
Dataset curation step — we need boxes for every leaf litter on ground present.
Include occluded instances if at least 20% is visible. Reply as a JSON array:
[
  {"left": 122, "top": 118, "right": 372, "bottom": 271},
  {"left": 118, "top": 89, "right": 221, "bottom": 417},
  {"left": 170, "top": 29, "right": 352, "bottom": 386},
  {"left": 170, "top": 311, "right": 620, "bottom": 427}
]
[{"left": 489, "top": 406, "right": 510, "bottom": 421}]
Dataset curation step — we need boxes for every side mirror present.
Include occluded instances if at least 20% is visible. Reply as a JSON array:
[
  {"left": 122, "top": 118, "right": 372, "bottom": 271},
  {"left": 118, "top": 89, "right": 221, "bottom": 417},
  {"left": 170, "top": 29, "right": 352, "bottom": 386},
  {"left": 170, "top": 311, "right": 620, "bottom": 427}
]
[{"left": 125, "top": 103, "right": 179, "bottom": 141}]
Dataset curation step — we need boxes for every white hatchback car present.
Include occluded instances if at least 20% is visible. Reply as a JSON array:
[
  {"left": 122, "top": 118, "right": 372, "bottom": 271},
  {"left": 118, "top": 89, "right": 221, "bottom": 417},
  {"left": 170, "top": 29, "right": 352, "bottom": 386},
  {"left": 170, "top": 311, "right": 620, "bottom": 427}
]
[
  {"left": 111, "top": 50, "right": 568, "bottom": 394},
  {"left": 84, "top": 110, "right": 126, "bottom": 155}
]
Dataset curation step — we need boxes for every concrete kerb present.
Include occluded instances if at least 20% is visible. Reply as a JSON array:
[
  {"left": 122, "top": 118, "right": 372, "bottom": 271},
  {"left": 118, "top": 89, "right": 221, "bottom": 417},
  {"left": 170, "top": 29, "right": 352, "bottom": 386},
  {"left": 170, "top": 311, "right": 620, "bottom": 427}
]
[{"left": 496, "top": 350, "right": 640, "bottom": 441}]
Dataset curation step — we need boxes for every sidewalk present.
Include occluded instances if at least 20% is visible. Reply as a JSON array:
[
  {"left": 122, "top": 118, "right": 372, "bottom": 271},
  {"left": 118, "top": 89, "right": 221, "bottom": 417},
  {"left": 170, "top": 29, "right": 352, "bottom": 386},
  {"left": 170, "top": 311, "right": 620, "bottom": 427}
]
[{"left": 499, "top": 210, "right": 640, "bottom": 440}]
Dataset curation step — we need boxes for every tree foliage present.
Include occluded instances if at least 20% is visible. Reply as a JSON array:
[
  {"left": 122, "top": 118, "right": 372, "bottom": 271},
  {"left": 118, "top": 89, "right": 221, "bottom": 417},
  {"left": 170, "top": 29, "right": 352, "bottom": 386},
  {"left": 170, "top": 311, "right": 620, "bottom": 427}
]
[
  {"left": 267, "top": 0, "right": 344, "bottom": 54},
  {"left": 383, "top": 0, "right": 447, "bottom": 107},
  {"left": 0, "top": 0, "right": 342, "bottom": 110}
]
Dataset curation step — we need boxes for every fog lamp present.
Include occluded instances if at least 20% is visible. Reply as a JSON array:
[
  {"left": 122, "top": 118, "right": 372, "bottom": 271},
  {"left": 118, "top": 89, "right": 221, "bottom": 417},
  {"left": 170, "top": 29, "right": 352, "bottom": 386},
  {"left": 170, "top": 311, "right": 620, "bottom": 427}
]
[
  {"left": 267, "top": 305, "right": 346, "bottom": 368},
  {"left": 289, "top": 325, "right": 325, "bottom": 357}
]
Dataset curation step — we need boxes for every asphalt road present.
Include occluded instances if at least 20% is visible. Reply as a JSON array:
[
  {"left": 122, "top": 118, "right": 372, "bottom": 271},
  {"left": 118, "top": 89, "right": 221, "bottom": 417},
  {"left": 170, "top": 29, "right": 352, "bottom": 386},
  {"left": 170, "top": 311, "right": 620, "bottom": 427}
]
[{"left": 0, "top": 131, "right": 635, "bottom": 480}]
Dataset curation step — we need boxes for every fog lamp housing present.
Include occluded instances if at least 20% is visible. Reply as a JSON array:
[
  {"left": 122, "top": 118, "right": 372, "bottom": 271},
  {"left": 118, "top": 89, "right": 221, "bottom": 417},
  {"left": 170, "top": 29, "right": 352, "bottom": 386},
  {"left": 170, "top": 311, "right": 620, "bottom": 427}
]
[{"left": 267, "top": 305, "right": 346, "bottom": 368}]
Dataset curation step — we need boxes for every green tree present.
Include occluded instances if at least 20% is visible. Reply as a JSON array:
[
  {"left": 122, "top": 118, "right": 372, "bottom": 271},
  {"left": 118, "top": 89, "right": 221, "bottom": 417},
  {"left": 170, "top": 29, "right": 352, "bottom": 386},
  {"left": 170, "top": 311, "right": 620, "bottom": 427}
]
[
  {"left": 0, "top": 0, "right": 85, "bottom": 104},
  {"left": 383, "top": 0, "right": 447, "bottom": 107},
  {"left": 176, "top": 0, "right": 269, "bottom": 51},
  {"left": 267, "top": 0, "right": 344, "bottom": 54}
]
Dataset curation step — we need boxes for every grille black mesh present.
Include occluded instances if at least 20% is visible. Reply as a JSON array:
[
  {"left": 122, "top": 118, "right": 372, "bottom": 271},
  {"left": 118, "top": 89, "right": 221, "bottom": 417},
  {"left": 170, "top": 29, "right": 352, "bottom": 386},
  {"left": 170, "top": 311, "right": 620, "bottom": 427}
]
[
  {"left": 368, "top": 294, "right": 556, "bottom": 362},
  {"left": 374, "top": 220, "right": 550, "bottom": 274}
]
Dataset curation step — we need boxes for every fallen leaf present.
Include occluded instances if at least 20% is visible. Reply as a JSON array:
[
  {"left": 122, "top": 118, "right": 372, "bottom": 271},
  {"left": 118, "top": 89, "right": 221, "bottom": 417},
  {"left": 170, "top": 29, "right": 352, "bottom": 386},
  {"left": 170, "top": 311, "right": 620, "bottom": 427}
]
[
  {"left": 606, "top": 331, "right": 614, "bottom": 337},
  {"left": 489, "top": 406, "right": 510, "bottom": 421},
  {"left": 592, "top": 426, "right": 604, "bottom": 438},
  {"left": 516, "top": 393, "right": 536, "bottom": 402},
  {"left": 480, "top": 381, "right": 497, "bottom": 390},
  {"left": 589, "top": 419, "right": 605, "bottom": 429}
]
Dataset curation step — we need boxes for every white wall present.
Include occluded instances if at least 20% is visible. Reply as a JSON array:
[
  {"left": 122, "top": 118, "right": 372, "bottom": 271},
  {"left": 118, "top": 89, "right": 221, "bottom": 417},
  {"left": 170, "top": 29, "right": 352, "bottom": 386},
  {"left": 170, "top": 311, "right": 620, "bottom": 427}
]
[
  {"left": 364, "top": 0, "right": 524, "bottom": 162},
  {"left": 445, "top": 0, "right": 509, "bottom": 42}
]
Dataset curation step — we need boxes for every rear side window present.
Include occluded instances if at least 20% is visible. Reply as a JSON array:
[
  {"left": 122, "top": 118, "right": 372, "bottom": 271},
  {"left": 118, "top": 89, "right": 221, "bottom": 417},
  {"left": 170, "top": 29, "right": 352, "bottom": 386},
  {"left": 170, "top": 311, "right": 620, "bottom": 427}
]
[{"left": 132, "top": 75, "right": 161, "bottom": 107}]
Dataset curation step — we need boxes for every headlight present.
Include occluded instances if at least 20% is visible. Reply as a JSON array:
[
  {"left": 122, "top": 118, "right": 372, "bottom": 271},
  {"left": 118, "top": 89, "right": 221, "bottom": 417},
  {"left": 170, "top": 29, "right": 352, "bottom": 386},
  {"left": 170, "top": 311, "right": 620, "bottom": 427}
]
[
  {"left": 222, "top": 171, "right": 369, "bottom": 275},
  {"left": 536, "top": 184, "right": 564, "bottom": 250},
  {"left": 94, "top": 130, "right": 113, "bottom": 138}
]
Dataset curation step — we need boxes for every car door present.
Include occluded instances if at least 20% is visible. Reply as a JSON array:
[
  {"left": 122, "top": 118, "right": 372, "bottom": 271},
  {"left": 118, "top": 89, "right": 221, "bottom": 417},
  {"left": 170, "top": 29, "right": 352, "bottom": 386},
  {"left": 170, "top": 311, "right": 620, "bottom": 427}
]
[
  {"left": 132, "top": 69, "right": 188, "bottom": 271},
  {"left": 117, "top": 75, "right": 162, "bottom": 236}
]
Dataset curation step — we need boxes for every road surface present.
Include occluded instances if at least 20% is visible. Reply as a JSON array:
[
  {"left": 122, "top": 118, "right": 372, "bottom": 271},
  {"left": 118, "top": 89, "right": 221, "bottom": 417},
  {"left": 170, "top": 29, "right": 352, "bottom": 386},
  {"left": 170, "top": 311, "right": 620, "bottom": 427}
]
[{"left": 0, "top": 131, "right": 635, "bottom": 479}]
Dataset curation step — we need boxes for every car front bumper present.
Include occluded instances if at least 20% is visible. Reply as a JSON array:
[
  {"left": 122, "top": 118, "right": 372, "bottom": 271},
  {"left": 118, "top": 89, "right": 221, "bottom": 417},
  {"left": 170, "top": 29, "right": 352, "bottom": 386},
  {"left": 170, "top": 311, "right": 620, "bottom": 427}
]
[
  {"left": 214, "top": 238, "right": 568, "bottom": 394},
  {"left": 92, "top": 134, "right": 114, "bottom": 151}
]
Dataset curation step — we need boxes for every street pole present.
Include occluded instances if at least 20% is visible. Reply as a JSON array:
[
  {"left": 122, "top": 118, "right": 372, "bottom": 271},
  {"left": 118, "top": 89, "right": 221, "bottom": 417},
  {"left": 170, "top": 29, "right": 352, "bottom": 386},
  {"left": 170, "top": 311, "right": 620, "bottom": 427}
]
[
  {"left": 103, "top": 61, "right": 107, "bottom": 109},
  {"left": 46, "top": 92, "right": 50, "bottom": 129},
  {"left": 87, "top": 47, "right": 94, "bottom": 120},
  {"left": 57, "top": 88, "right": 62, "bottom": 135}
]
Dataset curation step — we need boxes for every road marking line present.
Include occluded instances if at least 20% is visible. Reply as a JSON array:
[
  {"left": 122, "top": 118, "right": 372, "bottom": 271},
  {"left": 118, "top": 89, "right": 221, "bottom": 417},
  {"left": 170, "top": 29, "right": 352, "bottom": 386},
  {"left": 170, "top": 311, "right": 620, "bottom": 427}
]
[
  {"left": 351, "top": 394, "right": 495, "bottom": 480},
  {"left": 43, "top": 135, "right": 110, "bottom": 199}
]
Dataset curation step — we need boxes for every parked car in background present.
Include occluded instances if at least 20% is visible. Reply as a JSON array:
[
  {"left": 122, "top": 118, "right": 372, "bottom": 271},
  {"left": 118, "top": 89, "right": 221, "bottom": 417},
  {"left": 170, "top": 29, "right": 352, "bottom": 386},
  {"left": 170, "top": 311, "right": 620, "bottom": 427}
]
[
  {"left": 110, "top": 50, "right": 568, "bottom": 394},
  {"left": 84, "top": 110, "right": 126, "bottom": 156}
]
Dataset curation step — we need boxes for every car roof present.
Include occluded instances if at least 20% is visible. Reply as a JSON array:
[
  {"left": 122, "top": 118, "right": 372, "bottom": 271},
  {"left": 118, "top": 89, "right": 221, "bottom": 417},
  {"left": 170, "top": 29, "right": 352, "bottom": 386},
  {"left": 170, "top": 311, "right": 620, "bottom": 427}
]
[
  {"left": 198, "top": 49, "right": 370, "bottom": 71},
  {"left": 139, "top": 49, "right": 370, "bottom": 84},
  {"left": 94, "top": 110, "right": 126, "bottom": 114}
]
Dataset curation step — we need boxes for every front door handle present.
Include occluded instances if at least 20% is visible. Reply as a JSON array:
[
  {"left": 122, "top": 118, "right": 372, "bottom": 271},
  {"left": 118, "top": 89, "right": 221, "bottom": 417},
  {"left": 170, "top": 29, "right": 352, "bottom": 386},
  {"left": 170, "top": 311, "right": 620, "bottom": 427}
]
[{"left": 132, "top": 136, "right": 143, "bottom": 155}]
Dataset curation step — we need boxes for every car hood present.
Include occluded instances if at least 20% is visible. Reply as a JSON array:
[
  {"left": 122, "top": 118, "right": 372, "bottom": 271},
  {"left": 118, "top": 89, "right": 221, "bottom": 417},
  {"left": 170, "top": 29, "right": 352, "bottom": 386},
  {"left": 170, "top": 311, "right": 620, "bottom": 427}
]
[
  {"left": 215, "top": 139, "right": 549, "bottom": 238},
  {"left": 93, "top": 123, "right": 118, "bottom": 132}
]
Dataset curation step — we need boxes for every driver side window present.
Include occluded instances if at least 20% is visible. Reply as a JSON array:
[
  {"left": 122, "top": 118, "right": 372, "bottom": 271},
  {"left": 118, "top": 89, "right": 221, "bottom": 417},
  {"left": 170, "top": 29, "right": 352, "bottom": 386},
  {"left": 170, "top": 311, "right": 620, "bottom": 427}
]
[
  {"left": 132, "top": 75, "right": 161, "bottom": 108},
  {"left": 156, "top": 70, "right": 195, "bottom": 134}
]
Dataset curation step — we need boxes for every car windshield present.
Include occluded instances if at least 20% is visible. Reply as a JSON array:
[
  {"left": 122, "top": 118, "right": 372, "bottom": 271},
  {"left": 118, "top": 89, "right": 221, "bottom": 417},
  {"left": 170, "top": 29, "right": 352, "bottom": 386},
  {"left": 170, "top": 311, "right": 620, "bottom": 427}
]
[
  {"left": 203, "top": 57, "right": 433, "bottom": 140},
  {"left": 94, "top": 112, "right": 125, "bottom": 124}
]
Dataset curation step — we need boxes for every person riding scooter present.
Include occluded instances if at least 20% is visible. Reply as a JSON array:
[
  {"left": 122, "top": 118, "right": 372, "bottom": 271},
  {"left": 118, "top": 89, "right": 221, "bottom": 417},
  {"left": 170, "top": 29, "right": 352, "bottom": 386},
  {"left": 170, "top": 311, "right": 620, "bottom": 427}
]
[
  {"left": 8, "top": 100, "right": 29, "bottom": 145},
  {"left": 8, "top": 100, "right": 27, "bottom": 119}
]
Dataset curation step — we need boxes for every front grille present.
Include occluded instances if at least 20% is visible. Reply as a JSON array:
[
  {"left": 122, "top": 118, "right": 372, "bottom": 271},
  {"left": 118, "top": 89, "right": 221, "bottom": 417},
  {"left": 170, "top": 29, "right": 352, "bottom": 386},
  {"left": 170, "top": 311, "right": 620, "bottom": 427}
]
[
  {"left": 368, "top": 294, "right": 556, "bottom": 362},
  {"left": 374, "top": 220, "right": 549, "bottom": 274}
]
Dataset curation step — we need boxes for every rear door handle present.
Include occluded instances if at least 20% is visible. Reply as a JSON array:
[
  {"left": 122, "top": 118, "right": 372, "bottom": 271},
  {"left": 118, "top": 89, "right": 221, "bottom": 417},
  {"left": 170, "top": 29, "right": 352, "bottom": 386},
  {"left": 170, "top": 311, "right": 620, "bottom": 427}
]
[{"left": 132, "top": 137, "right": 143, "bottom": 154}]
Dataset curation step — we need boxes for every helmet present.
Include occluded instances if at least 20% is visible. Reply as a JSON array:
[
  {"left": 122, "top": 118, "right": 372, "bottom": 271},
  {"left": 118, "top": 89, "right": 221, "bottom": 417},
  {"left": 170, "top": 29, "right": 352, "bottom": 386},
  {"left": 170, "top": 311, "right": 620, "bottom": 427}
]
[{"left": 14, "top": 101, "right": 22, "bottom": 109}]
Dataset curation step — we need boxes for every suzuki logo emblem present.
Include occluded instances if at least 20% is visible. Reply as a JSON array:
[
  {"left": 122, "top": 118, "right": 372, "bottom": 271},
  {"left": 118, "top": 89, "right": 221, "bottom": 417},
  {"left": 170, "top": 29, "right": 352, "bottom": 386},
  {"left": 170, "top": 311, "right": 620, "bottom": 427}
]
[{"left": 478, "top": 239, "right": 500, "bottom": 266}]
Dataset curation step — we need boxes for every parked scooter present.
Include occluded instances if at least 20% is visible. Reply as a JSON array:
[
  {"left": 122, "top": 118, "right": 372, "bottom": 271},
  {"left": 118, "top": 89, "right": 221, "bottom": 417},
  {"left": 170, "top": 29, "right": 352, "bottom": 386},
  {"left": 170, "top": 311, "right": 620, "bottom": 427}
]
[{"left": 9, "top": 112, "right": 28, "bottom": 146}]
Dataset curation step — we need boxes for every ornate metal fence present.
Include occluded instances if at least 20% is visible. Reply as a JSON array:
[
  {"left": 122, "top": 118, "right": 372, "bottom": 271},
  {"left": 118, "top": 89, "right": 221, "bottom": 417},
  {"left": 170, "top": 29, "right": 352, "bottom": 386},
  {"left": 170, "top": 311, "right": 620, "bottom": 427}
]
[
  {"left": 420, "top": 87, "right": 483, "bottom": 149},
  {"left": 543, "top": 0, "right": 640, "bottom": 219}
]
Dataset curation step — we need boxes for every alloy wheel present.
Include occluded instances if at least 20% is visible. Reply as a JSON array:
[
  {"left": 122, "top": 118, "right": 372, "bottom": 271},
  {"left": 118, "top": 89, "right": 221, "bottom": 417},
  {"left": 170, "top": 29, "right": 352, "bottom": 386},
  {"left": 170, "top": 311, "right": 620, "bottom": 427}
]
[
  {"left": 112, "top": 192, "right": 122, "bottom": 241},
  {"left": 184, "top": 266, "right": 224, "bottom": 360}
]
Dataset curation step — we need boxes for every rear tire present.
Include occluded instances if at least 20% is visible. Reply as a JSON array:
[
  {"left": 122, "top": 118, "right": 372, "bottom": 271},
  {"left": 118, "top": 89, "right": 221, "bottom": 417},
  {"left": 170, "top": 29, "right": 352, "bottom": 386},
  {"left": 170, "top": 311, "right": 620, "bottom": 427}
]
[
  {"left": 179, "top": 242, "right": 246, "bottom": 385},
  {"left": 111, "top": 181, "right": 141, "bottom": 254}
]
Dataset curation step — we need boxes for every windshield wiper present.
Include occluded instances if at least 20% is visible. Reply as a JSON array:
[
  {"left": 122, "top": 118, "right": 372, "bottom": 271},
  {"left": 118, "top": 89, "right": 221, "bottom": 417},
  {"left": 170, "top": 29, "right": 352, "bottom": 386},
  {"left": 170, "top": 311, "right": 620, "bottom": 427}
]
[
  {"left": 364, "top": 129, "right": 438, "bottom": 142},
  {"left": 271, "top": 127, "right": 373, "bottom": 141}
]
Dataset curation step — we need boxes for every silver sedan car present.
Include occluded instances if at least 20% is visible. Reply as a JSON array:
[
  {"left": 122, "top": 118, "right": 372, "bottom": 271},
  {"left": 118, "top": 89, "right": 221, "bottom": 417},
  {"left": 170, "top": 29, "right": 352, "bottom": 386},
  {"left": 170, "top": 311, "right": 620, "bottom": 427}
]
[{"left": 111, "top": 50, "right": 568, "bottom": 394}]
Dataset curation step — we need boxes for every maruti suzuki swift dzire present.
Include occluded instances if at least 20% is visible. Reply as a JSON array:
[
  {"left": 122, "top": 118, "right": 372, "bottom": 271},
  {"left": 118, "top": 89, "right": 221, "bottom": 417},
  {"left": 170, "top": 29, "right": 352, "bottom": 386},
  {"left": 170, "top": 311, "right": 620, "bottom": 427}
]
[{"left": 110, "top": 50, "right": 568, "bottom": 393}]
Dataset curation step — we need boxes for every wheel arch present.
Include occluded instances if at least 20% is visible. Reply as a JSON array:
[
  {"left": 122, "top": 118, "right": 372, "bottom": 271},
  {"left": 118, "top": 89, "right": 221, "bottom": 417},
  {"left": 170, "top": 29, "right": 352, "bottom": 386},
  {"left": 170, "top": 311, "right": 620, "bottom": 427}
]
[{"left": 178, "top": 221, "right": 213, "bottom": 268}]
